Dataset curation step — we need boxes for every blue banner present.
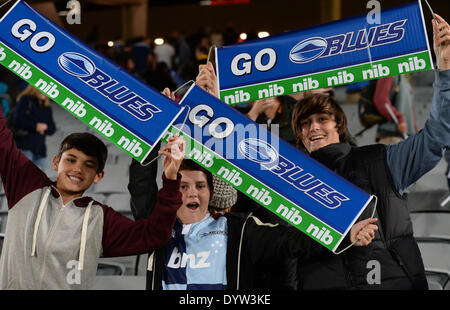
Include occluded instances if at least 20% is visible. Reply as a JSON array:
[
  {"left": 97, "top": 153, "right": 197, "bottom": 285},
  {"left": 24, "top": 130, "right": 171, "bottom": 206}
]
[
  {"left": 215, "top": 0, "right": 433, "bottom": 104},
  {"left": 167, "top": 84, "right": 373, "bottom": 251},
  {"left": 0, "top": 0, "right": 184, "bottom": 162}
]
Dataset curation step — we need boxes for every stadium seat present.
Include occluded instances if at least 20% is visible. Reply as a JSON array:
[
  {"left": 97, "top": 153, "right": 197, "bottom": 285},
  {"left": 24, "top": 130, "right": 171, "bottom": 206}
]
[
  {"left": 0, "top": 233, "right": 4, "bottom": 255},
  {"left": 407, "top": 189, "right": 449, "bottom": 212},
  {"left": 411, "top": 211, "right": 450, "bottom": 240},
  {"left": 0, "top": 195, "right": 7, "bottom": 212},
  {"left": 116, "top": 154, "right": 131, "bottom": 166},
  {"left": 96, "top": 261, "right": 126, "bottom": 276},
  {"left": 91, "top": 276, "right": 146, "bottom": 290},
  {"left": 98, "top": 256, "right": 137, "bottom": 276},
  {"left": 104, "top": 164, "right": 129, "bottom": 178},
  {"left": 0, "top": 213, "right": 7, "bottom": 234},
  {"left": 93, "top": 176, "right": 129, "bottom": 195},
  {"left": 417, "top": 241, "right": 450, "bottom": 277},
  {"left": 425, "top": 271, "right": 448, "bottom": 290},
  {"left": 104, "top": 193, "right": 131, "bottom": 214}
]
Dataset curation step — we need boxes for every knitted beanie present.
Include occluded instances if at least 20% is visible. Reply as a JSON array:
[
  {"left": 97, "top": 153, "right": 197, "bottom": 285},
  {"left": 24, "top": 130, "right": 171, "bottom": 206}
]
[{"left": 209, "top": 175, "right": 237, "bottom": 210}]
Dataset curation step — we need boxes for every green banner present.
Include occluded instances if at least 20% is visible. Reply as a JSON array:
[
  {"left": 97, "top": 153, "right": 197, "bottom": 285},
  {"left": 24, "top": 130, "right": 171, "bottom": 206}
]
[
  {"left": 0, "top": 41, "right": 152, "bottom": 162},
  {"left": 220, "top": 51, "right": 432, "bottom": 105}
]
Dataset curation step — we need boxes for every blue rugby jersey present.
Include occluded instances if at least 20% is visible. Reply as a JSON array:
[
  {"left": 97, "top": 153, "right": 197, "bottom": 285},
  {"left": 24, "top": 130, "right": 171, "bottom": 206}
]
[{"left": 162, "top": 214, "right": 228, "bottom": 290}]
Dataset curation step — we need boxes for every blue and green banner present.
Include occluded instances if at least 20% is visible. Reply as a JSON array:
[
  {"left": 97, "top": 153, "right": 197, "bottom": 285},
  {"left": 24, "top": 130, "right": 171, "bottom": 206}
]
[
  {"left": 0, "top": 0, "right": 377, "bottom": 251},
  {"left": 164, "top": 85, "right": 373, "bottom": 252},
  {"left": 0, "top": 0, "right": 184, "bottom": 163},
  {"left": 216, "top": 0, "right": 433, "bottom": 104}
]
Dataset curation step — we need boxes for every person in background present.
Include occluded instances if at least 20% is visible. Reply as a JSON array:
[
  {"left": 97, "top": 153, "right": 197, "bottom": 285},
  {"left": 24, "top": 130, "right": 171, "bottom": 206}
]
[
  {"left": 13, "top": 85, "right": 56, "bottom": 172},
  {"left": 246, "top": 96, "right": 298, "bottom": 146},
  {"left": 372, "top": 75, "right": 418, "bottom": 145}
]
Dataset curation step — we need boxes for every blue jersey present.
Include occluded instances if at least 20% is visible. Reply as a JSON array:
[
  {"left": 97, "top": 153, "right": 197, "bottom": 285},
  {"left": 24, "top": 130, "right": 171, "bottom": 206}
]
[{"left": 162, "top": 214, "right": 228, "bottom": 290}]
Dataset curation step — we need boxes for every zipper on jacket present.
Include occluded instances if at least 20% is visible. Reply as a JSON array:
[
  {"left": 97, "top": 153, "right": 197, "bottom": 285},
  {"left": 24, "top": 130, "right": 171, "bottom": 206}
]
[{"left": 38, "top": 201, "right": 67, "bottom": 288}]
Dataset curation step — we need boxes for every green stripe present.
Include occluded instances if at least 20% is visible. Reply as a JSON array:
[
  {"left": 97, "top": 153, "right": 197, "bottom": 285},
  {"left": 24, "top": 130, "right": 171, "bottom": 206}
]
[
  {"left": 162, "top": 126, "right": 343, "bottom": 251},
  {"left": 0, "top": 41, "right": 152, "bottom": 162},
  {"left": 220, "top": 51, "right": 432, "bottom": 104}
]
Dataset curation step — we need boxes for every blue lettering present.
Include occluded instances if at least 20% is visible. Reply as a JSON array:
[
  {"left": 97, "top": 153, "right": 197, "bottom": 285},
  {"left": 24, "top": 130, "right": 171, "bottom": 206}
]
[
  {"left": 121, "top": 95, "right": 161, "bottom": 121},
  {"left": 107, "top": 86, "right": 135, "bottom": 104},
  {"left": 306, "top": 183, "right": 342, "bottom": 208},
  {"left": 354, "top": 28, "right": 375, "bottom": 49},
  {"left": 386, "top": 20, "right": 406, "bottom": 43},
  {"left": 280, "top": 166, "right": 305, "bottom": 183},
  {"left": 372, "top": 24, "right": 390, "bottom": 46},
  {"left": 266, "top": 157, "right": 294, "bottom": 175},
  {"left": 318, "top": 20, "right": 405, "bottom": 60},
  {"left": 80, "top": 69, "right": 110, "bottom": 87},
  {"left": 341, "top": 32, "right": 357, "bottom": 53},
  {"left": 323, "top": 34, "right": 345, "bottom": 57},
  {"left": 96, "top": 79, "right": 118, "bottom": 97},
  {"left": 324, "top": 192, "right": 350, "bottom": 209},
  {"left": 292, "top": 173, "right": 322, "bottom": 191}
]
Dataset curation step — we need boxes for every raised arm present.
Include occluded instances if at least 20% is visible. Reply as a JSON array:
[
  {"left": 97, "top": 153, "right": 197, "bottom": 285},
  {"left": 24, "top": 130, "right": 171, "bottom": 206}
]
[
  {"left": 101, "top": 136, "right": 185, "bottom": 256},
  {"left": 0, "top": 105, "right": 50, "bottom": 209},
  {"left": 386, "top": 14, "right": 450, "bottom": 194}
]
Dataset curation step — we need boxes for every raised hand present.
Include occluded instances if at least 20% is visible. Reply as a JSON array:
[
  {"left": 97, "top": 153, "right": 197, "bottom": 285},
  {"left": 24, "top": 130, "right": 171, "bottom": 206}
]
[
  {"left": 196, "top": 62, "right": 219, "bottom": 98},
  {"left": 158, "top": 136, "right": 185, "bottom": 180},
  {"left": 433, "top": 14, "right": 450, "bottom": 70}
]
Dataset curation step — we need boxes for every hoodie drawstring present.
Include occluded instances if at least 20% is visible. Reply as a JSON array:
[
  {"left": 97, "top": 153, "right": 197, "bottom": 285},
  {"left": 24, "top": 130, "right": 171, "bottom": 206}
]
[
  {"left": 31, "top": 188, "right": 92, "bottom": 272},
  {"left": 31, "top": 188, "right": 51, "bottom": 257},
  {"left": 78, "top": 201, "right": 92, "bottom": 271}
]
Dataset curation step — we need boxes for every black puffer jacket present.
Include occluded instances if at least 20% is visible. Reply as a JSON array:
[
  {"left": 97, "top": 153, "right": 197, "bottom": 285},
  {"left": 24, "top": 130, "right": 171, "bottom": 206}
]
[{"left": 297, "top": 142, "right": 428, "bottom": 290}]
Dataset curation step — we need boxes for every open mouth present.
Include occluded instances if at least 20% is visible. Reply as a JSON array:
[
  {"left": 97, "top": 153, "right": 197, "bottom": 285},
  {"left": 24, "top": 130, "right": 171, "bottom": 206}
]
[
  {"left": 186, "top": 203, "right": 200, "bottom": 210},
  {"left": 68, "top": 175, "right": 83, "bottom": 182},
  {"left": 310, "top": 135, "right": 325, "bottom": 142}
]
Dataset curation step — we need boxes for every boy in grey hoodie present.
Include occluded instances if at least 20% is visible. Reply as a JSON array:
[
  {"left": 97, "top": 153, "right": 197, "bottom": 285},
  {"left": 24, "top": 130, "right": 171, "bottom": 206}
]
[{"left": 0, "top": 105, "right": 185, "bottom": 290}]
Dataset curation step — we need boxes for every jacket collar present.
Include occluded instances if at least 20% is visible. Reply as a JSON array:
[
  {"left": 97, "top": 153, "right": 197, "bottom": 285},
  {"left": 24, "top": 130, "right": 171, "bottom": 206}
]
[
  {"left": 49, "top": 182, "right": 95, "bottom": 207},
  {"left": 310, "top": 142, "right": 351, "bottom": 170}
]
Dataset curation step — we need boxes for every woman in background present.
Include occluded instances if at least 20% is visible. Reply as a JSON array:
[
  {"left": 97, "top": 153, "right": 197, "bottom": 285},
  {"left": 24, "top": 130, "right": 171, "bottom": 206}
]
[{"left": 13, "top": 85, "right": 56, "bottom": 172}]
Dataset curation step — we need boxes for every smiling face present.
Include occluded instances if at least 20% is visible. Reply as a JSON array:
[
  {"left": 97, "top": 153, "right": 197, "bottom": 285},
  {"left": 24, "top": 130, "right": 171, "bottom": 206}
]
[
  {"left": 300, "top": 112, "right": 341, "bottom": 153},
  {"left": 292, "top": 94, "right": 348, "bottom": 153},
  {"left": 177, "top": 170, "right": 211, "bottom": 224},
  {"left": 53, "top": 148, "right": 104, "bottom": 204}
]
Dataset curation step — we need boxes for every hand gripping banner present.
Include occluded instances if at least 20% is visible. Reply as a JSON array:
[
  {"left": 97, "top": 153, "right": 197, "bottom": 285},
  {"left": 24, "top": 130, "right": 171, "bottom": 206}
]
[
  {"left": 163, "top": 84, "right": 374, "bottom": 252},
  {"left": 0, "top": 0, "right": 184, "bottom": 163},
  {"left": 215, "top": 0, "right": 433, "bottom": 104}
]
